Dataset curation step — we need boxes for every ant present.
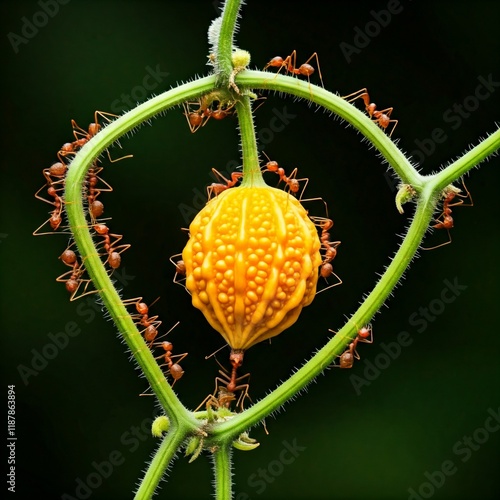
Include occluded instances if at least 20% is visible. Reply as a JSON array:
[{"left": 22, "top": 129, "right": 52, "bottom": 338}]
[
  {"left": 34, "top": 158, "right": 71, "bottom": 235},
  {"left": 207, "top": 168, "right": 243, "bottom": 199},
  {"left": 154, "top": 338, "right": 187, "bottom": 386},
  {"left": 86, "top": 161, "right": 113, "bottom": 221},
  {"left": 33, "top": 184, "right": 65, "bottom": 235},
  {"left": 169, "top": 253, "right": 187, "bottom": 289},
  {"left": 330, "top": 325, "right": 373, "bottom": 369},
  {"left": 264, "top": 50, "right": 324, "bottom": 88},
  {"left": 196, "top": 349, "right": 250, "bottom": 412},
  {"left": 56, "top": 250, "right": 95, "bottom": 301},
  {"left": 182, "top": 95, "right": 235, "bottom": 133},
  {"left": 59, "top": 111, "right": 132, "bottom": 162},
  {"left": 343, "top": 88, "right": 398, "bottom": 137},
  {"left": 214, "top": 349, "right": 251, "bottom": 411},
  {"left": 122, "top": 297, "right": 162, "bottom": 346},
  {"left": 261, "top": 153, "right": 308, "bottom": 198},
  {"left": 309, "top": 215, "right": 342, "bottom": 292},
  {"left": 93, "top": 223, "right": 130, "bottom": 269},
  {"left": 423, "top": 182, "right": 473, "bottom": 250}
]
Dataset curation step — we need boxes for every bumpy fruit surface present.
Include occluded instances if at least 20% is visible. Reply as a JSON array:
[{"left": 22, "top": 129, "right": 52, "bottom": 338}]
[{"left": 182, "top": 185, "right": 322, "bottom": 350}]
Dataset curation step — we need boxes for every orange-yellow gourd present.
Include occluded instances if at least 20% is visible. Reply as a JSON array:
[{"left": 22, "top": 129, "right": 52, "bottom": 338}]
[{"left": 182, "top": 185, "right": 322, "bottom": 351}]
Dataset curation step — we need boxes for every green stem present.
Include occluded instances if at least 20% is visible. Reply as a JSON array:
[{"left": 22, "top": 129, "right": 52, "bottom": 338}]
[
  {"left": 215, "top": 0, "right": 242, "bottom": 85},
  {"left": 430, "top": 127, "right": 500, "bottom": 191},
  {"left": 134, "top": 425, "right": 187, "bottom": 500},
  {"left": 236, "top": 97, "right": 265, "bottom": 187},
  {"left": 213, "top": 443, "right": 232, "bottom": 500}
]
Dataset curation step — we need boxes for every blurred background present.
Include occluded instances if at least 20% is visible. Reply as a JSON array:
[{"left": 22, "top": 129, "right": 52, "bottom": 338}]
[{"left": 1, "top": 1, "right": 499, "bottom": 498}]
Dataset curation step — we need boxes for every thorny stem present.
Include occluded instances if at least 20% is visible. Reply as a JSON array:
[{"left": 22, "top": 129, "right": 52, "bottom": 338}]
[
  {"left": 214, "top": 0, "right": 242, "bottom": 86},
  {"left": 134, "top": 423, "right": 185, "bottom": 499},
  {"left": 213, "top": 443, "right": 233, "bottom": 500},
  {"left": 236, "top": 96, "right": 266, "bottom": 187}
]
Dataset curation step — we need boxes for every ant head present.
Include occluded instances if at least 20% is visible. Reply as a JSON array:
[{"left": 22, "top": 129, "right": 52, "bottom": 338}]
[
  {"left": 266, "top": 160, "right": 279, "bottom": 172},
  {"left": 88, "top": 123, "right": 100, "bottom": 136},
  {"left": 266, "top": 56, "right": 284, "bottom": 69},
  {"left": 136, "top": 302, "right": 149, "bottom": 315},
  {"left": 288, "top": 179, "right": 300, "bottom": 193},
  {"left": 358, "top": 325, "right": 372, "bottom": 339},
  {"left": 93, "top": 223, "right": 108, "bottom": 235},
  {"left": 229, "top": 349, "right": 244, "bottom": 368},
  {"left": 161, "top": 341, "right": 173, "bottom": 352}
]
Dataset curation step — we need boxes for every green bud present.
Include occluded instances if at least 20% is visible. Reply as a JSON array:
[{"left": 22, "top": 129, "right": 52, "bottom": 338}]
[
  {"left": 395, "top": 184, "right": 416, "bottom": 214},
  {"left": 151, "top": 416, "right": 170, "bottom": 437}
]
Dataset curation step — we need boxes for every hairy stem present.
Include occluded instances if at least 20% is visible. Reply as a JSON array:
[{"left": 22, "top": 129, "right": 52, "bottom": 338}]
[
  {"left": 213, "top": 443, "right": 233, "bottom": 500},
  {"left": 429, "top": 127, "right": 500, "bottom": 191},
  {"left": 134, "top": 425, "right": 187, "bottom": 500},
  {"left": 215, "top": 0, "right": 243, "bottom": 85},
  {"left": 236, "top": 96, "right": 265, "bottom": 187}
]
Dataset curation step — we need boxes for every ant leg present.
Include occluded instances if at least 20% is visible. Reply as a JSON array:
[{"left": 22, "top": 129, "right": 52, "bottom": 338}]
[{"left": 342, "top": 88, "right": 369, "bottom": 103}]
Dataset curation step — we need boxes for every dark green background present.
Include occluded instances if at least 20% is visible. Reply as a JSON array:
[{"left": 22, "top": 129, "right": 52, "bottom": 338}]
[{"left": 1, "top": 1, "right": 499, "bottom": 499}]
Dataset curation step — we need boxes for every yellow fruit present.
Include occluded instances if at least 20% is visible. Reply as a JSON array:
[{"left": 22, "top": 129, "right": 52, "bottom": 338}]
[{"left": 182, "top": 185, "right": 322, "bottom": 351}]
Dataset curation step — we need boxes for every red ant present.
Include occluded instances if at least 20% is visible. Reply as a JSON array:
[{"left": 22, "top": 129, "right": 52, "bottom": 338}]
[
  {"left": 261, "top": 153, "right": 309, "bottom": 198},
  {"left": 343, "top": 88, "right": 398, "bottom": 137},
  {"left": 169, "top": 253, "right": 187, "bottom": 289},
  {"left": 122, "top": 297, "right": 163, "bottom": 346},
  {"left": 93, "top": 223, "right": 130, "bottom": 269},
  {"left": 33, "top": 184, "right": 65, "bottom": 235},
  {"left": 86, "top": 162, "right": 113, "bottom": 221},
  {"left": 196, "top": 349, "right": 250, "bottom": 412},
  {"left": 56, "top": 250, "right": 95, "bottom": 301},
  {"left": 264, "top": 50, "right": 324, "bottom": 88},
  {"left": 309, "top": 215, "right": 342, "bottom": 292},
  {"left": 60, "top": 111, "right": 113, "bottom": 154},
  {"left": 154, "top": 338, "right": 187, "bottom": 386},
  {"left": 59, "top": 111, "right": 132, "bottom": 162},
  {"left": 330, "top": 325, "right": 373, "bottom": 369},
  {"left": 207, "top": 168, "right": 243, "bottom": 199},
  {"left": 182, "top": 95, "right": 235, "bottom": 133},
  {"left": 423, "top": 182, "right": 473, "bottom": 250}
]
